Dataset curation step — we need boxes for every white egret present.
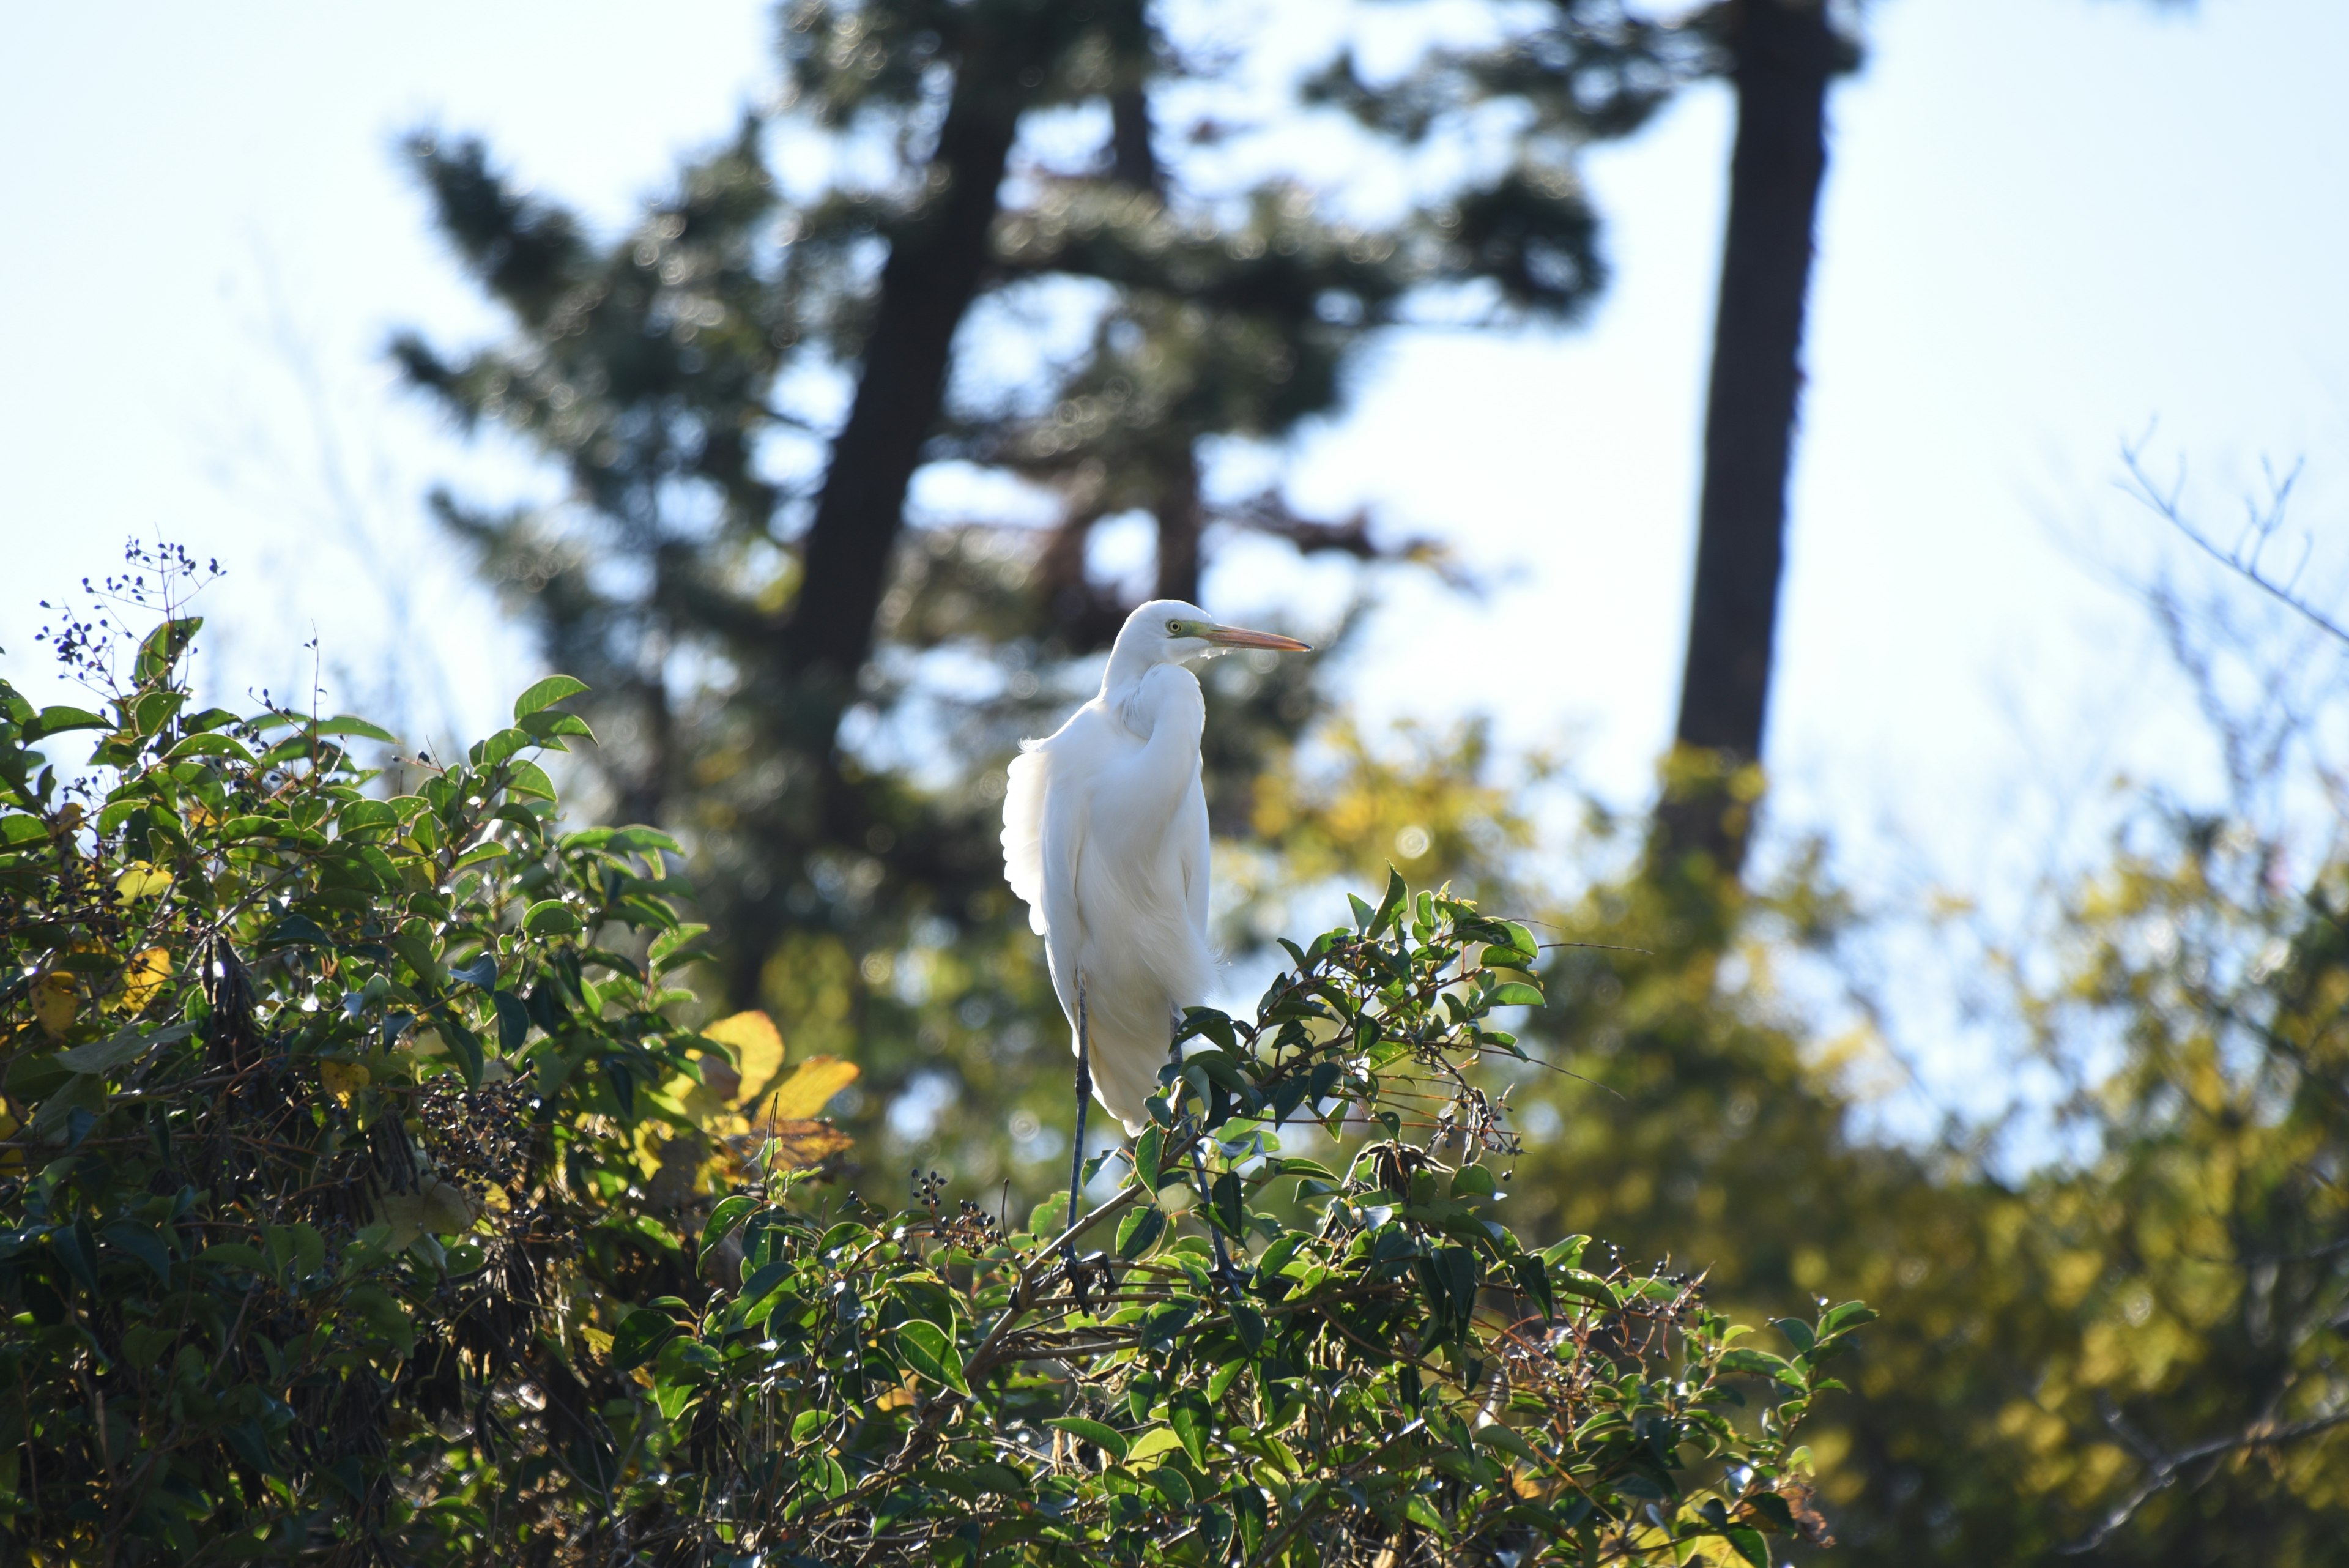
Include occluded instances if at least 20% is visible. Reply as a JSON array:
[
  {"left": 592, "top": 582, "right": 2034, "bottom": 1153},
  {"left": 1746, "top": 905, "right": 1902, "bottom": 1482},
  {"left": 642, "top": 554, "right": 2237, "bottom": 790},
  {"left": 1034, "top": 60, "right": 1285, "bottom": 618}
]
[{"left": 1001, "top": 598, "right": 1310, "bottom": 1247}]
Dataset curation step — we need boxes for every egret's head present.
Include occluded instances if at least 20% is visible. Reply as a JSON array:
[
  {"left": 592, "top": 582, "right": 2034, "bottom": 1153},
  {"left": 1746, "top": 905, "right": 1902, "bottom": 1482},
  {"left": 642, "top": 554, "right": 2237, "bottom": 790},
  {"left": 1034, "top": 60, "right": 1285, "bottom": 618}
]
[{"left": 1113, "top": 598, "right": 1312, "bottom": 672}]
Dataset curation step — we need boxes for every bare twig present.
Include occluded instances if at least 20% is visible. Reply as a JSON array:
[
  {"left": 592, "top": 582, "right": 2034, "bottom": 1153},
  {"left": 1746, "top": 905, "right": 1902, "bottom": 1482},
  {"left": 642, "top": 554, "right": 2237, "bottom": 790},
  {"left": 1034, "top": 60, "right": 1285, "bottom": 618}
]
[{"left": 2121, "top": 438, "right": 2349, "bottom": 646}]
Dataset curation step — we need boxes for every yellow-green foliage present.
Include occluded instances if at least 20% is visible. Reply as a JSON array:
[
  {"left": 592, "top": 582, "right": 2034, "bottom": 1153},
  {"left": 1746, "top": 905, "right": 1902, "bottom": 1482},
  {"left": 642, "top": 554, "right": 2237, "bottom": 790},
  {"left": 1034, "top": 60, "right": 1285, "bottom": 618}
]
[{"left": 1249, "top": 723, "right": 2349, "bottom": 1563}]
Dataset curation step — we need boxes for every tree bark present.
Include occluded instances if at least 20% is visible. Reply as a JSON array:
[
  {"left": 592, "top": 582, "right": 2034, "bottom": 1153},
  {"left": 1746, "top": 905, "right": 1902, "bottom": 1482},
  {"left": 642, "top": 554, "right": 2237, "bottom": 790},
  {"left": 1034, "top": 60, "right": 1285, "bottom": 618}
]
[
  {"left": 1107, "top": 80, "right": 1208, "bottom": 608},
  {"left": 1657, "top": 0, "right": 1837, "bottom": 875},
  {"left": 782, "top": 40, "right": 1026, "bottom": 698}
]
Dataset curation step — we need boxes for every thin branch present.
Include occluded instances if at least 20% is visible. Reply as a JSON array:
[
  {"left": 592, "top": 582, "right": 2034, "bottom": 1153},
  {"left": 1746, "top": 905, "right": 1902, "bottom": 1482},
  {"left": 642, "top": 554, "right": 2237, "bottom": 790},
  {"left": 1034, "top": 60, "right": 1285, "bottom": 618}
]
[
  {"left": 2065, "top": 1404, "right": 2349, "bottom": 1553},
  {"left": 2121, "top": 438, "right": 2349, "bottom": 645}
]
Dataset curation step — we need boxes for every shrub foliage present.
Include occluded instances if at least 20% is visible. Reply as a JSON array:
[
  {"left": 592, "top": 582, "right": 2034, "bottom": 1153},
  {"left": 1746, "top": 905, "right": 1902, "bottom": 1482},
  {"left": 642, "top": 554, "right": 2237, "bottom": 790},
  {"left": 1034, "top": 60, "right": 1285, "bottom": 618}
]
[{"left": 0, "top": 595, "right": 1865, "bottom": 1563}]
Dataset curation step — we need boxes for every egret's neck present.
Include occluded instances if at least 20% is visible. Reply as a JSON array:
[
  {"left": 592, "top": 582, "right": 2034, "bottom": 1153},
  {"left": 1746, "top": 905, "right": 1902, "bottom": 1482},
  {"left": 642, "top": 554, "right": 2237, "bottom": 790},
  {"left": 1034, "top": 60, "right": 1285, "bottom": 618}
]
[{"left": 1101, "top": 641, "right": 1168, "bottom": 704}]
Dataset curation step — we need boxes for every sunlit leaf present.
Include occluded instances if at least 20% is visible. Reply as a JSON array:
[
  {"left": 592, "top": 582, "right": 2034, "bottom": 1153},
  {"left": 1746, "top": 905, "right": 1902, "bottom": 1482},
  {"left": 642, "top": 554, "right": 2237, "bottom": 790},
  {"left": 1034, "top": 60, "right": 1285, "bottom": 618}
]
[
  {"left": 31, "top": 972, "right": 75, "bottom": 1036},
  {"left": 703, "top": 1010, "right": 786, "bottom": 1104},
  {"left": 892, "top": 1318, "right": 968, "bottom": 1394},
  {"left": 512, "top": 674, "right": 590, "bottom": 720},
  {"left": 114, "top": 861, "right": 173, "bottom": 901},
  {"left": 111, "top": 947, "right": 171, "bottom": 1013},
  {"left": 1046, "top": 1417, "right": 1129, "bottom": 1462},
  {"left": 319, "top": 1061, "right": 369, "bottom": 1108},
  {"left": 761, "top": 1056, "right": 858, "bottom": 1120}
]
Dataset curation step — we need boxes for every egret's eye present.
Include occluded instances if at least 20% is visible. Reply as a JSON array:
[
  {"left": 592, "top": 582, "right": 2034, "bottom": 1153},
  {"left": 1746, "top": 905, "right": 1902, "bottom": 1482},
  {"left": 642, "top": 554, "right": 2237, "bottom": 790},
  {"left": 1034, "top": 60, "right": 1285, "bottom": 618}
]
[{"left": 1166, "top": 619, "right": 1182, "bottom": 634}]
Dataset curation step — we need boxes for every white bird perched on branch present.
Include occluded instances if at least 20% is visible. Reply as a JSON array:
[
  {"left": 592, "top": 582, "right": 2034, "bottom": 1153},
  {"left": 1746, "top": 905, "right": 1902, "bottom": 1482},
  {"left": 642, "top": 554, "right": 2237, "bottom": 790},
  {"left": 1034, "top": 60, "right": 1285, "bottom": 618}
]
[{"left": 1001, "top": 598, "right": 1310, "bottom": 1243}]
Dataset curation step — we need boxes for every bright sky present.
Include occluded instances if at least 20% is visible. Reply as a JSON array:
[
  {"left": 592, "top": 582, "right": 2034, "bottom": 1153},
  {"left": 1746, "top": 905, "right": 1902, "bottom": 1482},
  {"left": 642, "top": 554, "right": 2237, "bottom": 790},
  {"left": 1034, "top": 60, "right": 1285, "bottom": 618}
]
[{"left": 5, "top": 0, "right": 2347, "bottom": 1116}]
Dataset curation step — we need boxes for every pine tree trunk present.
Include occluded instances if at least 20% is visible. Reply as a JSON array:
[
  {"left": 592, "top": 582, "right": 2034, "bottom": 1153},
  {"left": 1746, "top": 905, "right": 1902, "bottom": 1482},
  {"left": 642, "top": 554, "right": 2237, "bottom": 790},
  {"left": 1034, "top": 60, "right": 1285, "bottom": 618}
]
[
  {"left": 1109, "top": 78, "right": 1208, "bottom": 609},
  {"left": 1657, "top": 0, "right": 1837, "bottom": 876},
  {"left": 729, "top": 31, "right": 1031, "bottom": 1007},
  {"left": 783, "top": 45, "right": 1025, "bottom": 699}
]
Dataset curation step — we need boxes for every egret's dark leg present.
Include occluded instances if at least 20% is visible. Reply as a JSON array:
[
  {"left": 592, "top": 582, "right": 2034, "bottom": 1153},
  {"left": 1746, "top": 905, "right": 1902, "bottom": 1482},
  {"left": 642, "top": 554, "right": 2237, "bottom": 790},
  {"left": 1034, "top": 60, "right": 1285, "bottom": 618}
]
[
  {"left": 1189, "top": 1139, "right": 1239, "bottom": 1290},
  {"left": 1061, "top": 979, "right": 1091, "bottom": 1270}
]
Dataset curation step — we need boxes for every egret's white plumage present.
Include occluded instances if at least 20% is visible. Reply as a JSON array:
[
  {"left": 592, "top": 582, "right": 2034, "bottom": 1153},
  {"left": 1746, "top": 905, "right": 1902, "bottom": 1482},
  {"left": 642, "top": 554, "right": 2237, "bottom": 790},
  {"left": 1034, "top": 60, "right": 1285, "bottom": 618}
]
[{"left": 1003, "top": 599, "right": 1308, "bottom": 1135}]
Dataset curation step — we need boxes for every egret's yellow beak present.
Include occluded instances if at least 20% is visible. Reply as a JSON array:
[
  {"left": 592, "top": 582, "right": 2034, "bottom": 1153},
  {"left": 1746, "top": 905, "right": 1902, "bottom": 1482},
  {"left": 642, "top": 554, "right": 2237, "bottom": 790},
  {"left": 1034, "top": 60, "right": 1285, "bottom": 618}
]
[{"left": 1205, "top": 623, "right": 1312, "bottom": 653}]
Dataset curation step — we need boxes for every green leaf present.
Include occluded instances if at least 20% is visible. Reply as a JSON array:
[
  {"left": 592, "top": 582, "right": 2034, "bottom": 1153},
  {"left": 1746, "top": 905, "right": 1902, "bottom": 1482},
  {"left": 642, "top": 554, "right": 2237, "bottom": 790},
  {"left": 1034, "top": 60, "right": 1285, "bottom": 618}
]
[
  {"left": 1724, "top": 1525, "right": 1770, "bottom": 1567},
  {"left": 1348, "top": 892, "right": 1376, "bottom": 933},
  {"left": 1132, "top": 1124, "right": 1164, "bottom": 1192},
  {"left": 1367, "top": 866, "right": 1407, "bottom": 938},
  {"left": 23, "top": 705, "right": 109, "bottom": 742},
  {"left": 133, "top": 620, "right": 202, "bottom": 683},
  {"left": 1820, "top": 1300, "right": 1877, "bottom": 1337},
  {"left": 447, "top": 954, "right": 499, "bottom": 989},
  {"left": 1510, "top": 1254, "right": 1556, "bottom": 1320},
  {"left": 337, "top": 798, "right": 399, "bottom": 836},
  {"left": 513, "top": 674, "right": 590, "bottom": 720},
  {"left": 650, "top": 923, "right": 710, "bottom": 972},
  {"left": 50, "top": 1223, "right": 99, "bottom": 1294},
  {"left": 100, "top": 1222, "right": 173, "bottom": 1284},
  {"left": 519, "top": 710, "right": 596, "bottom": 746},
  {"left": 475, "top": 727, "right": 535, "bottom": 768},
  {"left": 524, "top": 899, "right": 581, "bottom": 936},
  {"left": 507, "top": 760, "right": 558, "bottom": 801},
  {"left": 1253, "top": 1233, "right": 1305, "bottom": 1283},
  {"left": 1474, "top": 1424, "right": 1543, "bottom": 1468},
  {"left": 161, "top": 732, "right": 254, "bottom": 764},
  {"left": 1449, "top": 1163, "right": 1499, "bottom": 1200},
  {"left": 58, "top": 1023, "right": 184, "bottom": 1077},
  {"left": 1485, "top": 981, "right": 1545, "bottom": 1008},
  {"left": 612, "top": 1307, "right": 682, "bottom": 1373},
  {"left": 790, "top": 1408, "right": 828, "bottom": 1445},
  {"left": 1167, "top": 1389, "right": 1212, "bottom": 1468},
  {"left": 1116, "top": 1206, "right": 1166, "bottom": 1261},
  {"left": 1717, "top": 1348, "right": 1806, "bottom": 1388},
  {"left": 1045, "top": 1417, "right": 1130, "bottom": 1462},
  {"left": 436, "top": 1013, "right": 487, "bottom": 1090},
  {"left": 702, "top": 1196, "right": 757, "bottom": 1258},
  {"left": 1230, "top": 1299, "right": 1266, "bottom": 1354},
  {"left": 313, "top": 715, "right": 396, "bottom": 741},
  {"left": 1553, "top": 1269, "right": 1618, "bottom": 1311},
  {"left": 892, "top": 1319, "right": 969, "bottom": 1394},
  {"left": 1773, "top": 1317, "right": 1817, "bottom": 1356}
]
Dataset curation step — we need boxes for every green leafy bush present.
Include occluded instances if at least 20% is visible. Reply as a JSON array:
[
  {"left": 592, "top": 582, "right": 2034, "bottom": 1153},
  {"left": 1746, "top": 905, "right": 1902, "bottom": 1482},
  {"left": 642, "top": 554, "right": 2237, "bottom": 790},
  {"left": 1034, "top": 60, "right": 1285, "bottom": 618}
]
[{"left": 0, "top": 584, "right": 1866, "bottom": 1563}]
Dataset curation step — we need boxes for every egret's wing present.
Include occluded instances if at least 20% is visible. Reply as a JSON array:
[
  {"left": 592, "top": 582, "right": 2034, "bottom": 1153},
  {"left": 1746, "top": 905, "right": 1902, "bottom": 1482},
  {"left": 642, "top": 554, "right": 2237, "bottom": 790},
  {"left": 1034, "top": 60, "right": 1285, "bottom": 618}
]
[
  {"left": 1001, "top": 742, "right": 1050, "bottom": 935},
  {"left": 1178, "top": 773, "right": 1211, "bottom": 942}
]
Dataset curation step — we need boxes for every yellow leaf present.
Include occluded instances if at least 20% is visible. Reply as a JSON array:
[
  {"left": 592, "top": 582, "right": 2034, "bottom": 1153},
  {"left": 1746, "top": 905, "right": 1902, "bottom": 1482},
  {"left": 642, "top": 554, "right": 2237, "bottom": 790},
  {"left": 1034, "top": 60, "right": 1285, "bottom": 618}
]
[
  {"left": 112, "top": 948, "right": 172, "bottom": 1014},
  {"left": 762, "top": 1056, "right": 858, "bottom": 1120},
  {"left": 319, "top": 1060, "right": 370, "bottom": 1107},
  {"left": 31, "top": 973, "right": 76, "bottom": 1036},
  {"left": 114, "top": 861, "right": 173, "bottom": 901},
  {"left": 702, "top": 1010, "right": 786, "bottom": 1105}
]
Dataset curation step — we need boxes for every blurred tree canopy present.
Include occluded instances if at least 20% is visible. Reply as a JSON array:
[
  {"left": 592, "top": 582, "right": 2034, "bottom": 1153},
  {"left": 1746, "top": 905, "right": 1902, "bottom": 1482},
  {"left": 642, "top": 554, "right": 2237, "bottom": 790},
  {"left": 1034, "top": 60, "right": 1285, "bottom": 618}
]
[{"left": 395, "top": 0, "right": 1698, "bottom": 1200}]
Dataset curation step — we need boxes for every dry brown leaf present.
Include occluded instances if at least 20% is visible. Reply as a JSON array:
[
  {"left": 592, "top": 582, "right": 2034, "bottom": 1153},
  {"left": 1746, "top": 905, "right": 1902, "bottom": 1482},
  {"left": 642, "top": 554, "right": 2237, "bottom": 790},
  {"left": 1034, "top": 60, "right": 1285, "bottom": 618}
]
[
  {"left": 702, "top": 1009, "right": 785, "bottom": 1105},
  {"left": 752, "top": 1119, "right": 854, "bottom": 1172}
]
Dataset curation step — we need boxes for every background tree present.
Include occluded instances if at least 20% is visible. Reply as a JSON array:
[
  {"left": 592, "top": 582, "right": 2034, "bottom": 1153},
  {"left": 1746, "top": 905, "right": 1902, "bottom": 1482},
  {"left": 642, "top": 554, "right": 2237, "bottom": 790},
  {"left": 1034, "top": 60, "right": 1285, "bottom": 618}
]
[
  {"left": 1654, "top": 0, "right": 1849, "bottom": 877},
  {"left": 395, "top": 0, "right": 1683, "bottom": 1191},
  {"left": 1239, "top": 582, "right": 2349, "bottom": 1561}
]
